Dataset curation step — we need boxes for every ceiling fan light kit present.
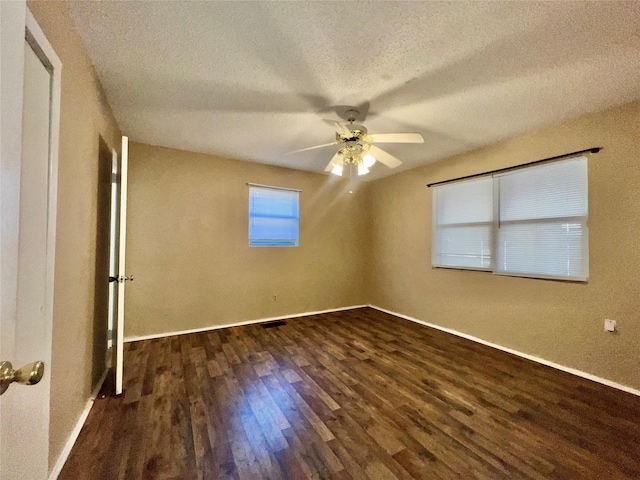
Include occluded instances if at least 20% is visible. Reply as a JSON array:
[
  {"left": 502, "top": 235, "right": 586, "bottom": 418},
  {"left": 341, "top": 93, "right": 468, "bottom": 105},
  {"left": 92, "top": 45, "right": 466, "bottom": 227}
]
[
  {"left": 363, "top": 154, "right": 376, "bottom": 168},
  {"left": 292, "top": 108, "right": 424, "bottom": 177},
  {"left": 331, "top": 164, "right": 343, "bottom": 176}
]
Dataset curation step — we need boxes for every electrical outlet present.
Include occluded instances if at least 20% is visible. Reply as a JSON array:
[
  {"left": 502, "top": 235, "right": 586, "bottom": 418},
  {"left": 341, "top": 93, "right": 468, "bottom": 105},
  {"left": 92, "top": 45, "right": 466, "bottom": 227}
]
[{"left": 604, "top": 319, "right": 616, "bottom": 332}]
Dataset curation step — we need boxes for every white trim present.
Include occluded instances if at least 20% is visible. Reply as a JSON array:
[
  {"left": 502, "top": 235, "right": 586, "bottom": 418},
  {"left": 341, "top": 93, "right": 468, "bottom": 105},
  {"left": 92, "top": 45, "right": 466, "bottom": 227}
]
[
  {"left": 369, "top": 305, "right": 640, "bottom": 397},
  {"left": 106, "top": 147, "right": 118, "bottom": 351},
  {"left": 47, "top": 369, "right": 108, "bottom": 480},
  {"left": 246, "top": 183, "right": 302, "bottom": 192},
  {"left": 26, "top": 0, "right": 61, "bottom": 381},
  {"left": 492, "top": 270, "right": 588, "bottom": 283},
  {"left": 124, "top": 305, "right": 368, "bottom": 343},
  {"left": 24, "top": 9, "right": 62, "bottom": 480},
  {"left": 115, "top": 136, "right": 128, "bottom": 394}
]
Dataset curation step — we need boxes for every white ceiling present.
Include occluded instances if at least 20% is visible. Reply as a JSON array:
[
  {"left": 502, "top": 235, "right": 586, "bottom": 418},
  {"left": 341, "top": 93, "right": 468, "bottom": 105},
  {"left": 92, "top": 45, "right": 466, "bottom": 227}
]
[{"left": 69, "top": 1, "right": 640, "bottom": 180}]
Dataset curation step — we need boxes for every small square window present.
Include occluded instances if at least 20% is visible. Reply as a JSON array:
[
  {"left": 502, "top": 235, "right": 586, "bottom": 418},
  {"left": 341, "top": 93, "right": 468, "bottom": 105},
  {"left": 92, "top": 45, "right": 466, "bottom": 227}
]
[{"left": 248, "top": 185, "right": 299, "bottom": 247}]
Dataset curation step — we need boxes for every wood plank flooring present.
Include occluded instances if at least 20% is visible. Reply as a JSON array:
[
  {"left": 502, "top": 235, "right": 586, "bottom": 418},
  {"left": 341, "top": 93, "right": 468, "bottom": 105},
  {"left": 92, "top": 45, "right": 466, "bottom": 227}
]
[{"left": 60, "top": 307, "right": 640, "bottom": 479}]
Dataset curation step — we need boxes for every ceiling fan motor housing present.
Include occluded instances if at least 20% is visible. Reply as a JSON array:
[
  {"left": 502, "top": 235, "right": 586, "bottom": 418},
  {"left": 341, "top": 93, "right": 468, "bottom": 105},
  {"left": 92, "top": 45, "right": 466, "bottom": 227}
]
[
  {"left": 344, "top": 108, "right": 360, "bottom": 123},
  {"left": 335, "top": 124, "right": 368, "bottom": 142}
]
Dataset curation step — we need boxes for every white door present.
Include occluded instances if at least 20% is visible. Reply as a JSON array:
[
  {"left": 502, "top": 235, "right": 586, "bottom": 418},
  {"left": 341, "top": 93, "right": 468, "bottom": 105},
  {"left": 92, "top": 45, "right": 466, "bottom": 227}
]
[
  {"left": 109, "top": 136, "right": 130, "bottom": 395},
  {"left": 0, "top": 4, "right": 61, "bottom": 480}
]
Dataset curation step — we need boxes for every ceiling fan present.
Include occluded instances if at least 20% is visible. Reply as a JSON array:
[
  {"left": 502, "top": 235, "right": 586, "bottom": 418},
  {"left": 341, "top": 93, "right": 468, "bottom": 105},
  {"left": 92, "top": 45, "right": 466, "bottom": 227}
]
[{"left": 291, "top": 108, "right": 424, "bottom": 176}]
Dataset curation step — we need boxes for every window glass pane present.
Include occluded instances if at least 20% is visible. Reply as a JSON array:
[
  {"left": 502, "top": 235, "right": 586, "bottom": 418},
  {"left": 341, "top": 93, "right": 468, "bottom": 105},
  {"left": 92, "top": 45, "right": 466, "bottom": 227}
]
[
  {"left": 435, "top": 177, "right": 493, "bottom": 224},
  {"left": 433, "top": 224, "right": 492, "bottom": 269},
  {"left": 250, "top": 218, "right": 298, "bottom": 245},
  {"left": 432, "top": 177, "right": 493, "bottom": 269},
  {"left": 496, "top": 156, "right": 588, "bottom": 279},
  {"left": 251, "top": 188, "right": 299, "bottom": 218},
  {"left": 498, "top": 157, "right": 587, "bottom": 221},
  {"left": 496, "top": 221, "right": 587, "bottom": 279},
  {"left": 249, "top": 186, "right": 299, "bottom": 246}
]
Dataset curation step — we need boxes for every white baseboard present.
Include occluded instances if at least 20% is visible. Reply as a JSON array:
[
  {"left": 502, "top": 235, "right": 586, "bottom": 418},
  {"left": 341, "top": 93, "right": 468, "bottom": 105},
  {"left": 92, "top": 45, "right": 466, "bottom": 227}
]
[
  {"left": 48, "top": 369, "right": 109, "bottom": 480},
  {"left": 124, "top": 305, "right": 369, "bottom": 343},
  {"left": 369, "top": 305, "right": 640, "bottom": 397}
]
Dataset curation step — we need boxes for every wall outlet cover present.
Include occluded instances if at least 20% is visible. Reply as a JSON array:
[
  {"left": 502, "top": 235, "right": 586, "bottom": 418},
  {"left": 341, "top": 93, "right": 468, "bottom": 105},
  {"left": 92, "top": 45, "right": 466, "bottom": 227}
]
[{"left": 604, "top": 319, "right": 616, "bottom": 332}]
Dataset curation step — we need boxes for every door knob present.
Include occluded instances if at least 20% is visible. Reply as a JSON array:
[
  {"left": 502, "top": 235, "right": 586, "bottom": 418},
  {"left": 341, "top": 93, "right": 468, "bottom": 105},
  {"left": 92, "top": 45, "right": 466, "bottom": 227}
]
[
  {"left": 108, "top": 275, "right": 134, "bottom": 283},
  {"left": 0, "top": 361, "right": 45, "bottom": 396}
]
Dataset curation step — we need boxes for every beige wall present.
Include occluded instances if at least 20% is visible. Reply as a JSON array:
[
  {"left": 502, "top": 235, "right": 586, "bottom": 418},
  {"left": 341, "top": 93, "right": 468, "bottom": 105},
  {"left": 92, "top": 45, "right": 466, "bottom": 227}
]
[
  {"left": 125, "top": 143, "right": 369, "bottom": 338},
  {"left": 27, "top": 1, "right": 122, "bottom": 470},
  {"left": 368, "top": 100, "right": 640, "bottom": 390}
]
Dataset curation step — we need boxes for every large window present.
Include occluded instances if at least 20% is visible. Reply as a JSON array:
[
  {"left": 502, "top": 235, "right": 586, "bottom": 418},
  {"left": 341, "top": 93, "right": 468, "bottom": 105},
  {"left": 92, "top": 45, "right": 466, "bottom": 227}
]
[
  {"left": 248, "top": 185, "right": 300, "bottom": 246},
  {"left": 432, "top": 156, "right": 588, "bottom": 281}
]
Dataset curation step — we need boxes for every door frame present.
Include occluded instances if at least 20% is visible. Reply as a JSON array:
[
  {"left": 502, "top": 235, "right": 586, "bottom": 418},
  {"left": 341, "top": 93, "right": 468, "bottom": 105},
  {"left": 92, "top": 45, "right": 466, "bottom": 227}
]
[
  {"left": 115, "top": 136, "right": 129, "bottom": 395},
  {"left": 0, "top": 3, "right": 61, "bottom": 479},
  {"left": 107, "top": 148, "right": 118, "bottom": 353}
]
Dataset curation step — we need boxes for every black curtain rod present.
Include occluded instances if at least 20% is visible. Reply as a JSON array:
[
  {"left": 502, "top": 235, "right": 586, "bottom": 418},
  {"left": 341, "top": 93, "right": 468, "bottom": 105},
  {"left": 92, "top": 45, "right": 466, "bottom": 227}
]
[{"left": 426, "top": 147, "right": 601, "bottom": 188}]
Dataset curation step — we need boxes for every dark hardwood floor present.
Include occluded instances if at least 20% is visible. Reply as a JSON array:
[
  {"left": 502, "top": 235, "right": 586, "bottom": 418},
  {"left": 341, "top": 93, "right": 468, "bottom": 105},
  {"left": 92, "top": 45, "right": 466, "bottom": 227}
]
[{"left": 60, "top": 307, "right": 640, "bottom": 479}]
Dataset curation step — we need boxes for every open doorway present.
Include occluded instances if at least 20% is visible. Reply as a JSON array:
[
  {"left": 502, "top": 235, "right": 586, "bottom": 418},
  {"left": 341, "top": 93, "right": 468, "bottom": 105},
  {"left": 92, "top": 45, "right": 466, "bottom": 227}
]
[{"left": 92, "top": 137, "right": 113, "bottom": 391}]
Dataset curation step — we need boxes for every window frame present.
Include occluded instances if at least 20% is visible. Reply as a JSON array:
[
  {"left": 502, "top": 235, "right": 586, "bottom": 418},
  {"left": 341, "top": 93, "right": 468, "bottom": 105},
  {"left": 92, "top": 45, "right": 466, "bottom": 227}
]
[
  {"left": 431, "top": 156, "right": 589, "bottom": 282},
  {"left": 248, "top": 184, "right": 300, "bottom": 248}
]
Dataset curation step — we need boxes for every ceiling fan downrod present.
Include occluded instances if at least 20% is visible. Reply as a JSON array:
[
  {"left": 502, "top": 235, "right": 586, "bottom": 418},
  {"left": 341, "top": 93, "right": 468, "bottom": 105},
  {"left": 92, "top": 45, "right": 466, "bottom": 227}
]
[{"left": 344, "top": 109, "right": 359, "bottom": 124}]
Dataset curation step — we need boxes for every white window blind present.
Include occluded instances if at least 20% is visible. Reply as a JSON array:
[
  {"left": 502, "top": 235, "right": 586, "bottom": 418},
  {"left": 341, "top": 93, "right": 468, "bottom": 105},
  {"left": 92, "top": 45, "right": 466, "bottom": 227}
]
[
  {"left": 248, "top": 186, "right": 299, "bottom": 246},
  {"left": 496, "top": 158, "right": 588, "bottom": 280},
  {"left": 432, "top": 177, "right": 493, "bottom": 269},
  {"left": 431, "top": 156, "right": 588, "bottom": 281}
]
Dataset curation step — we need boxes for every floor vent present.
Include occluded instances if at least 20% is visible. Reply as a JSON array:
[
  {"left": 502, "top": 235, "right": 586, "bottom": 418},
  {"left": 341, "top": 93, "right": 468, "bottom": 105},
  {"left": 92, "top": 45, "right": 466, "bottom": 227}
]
[{"left": 262, "top": 320, "right": 287, "bottom": 328}]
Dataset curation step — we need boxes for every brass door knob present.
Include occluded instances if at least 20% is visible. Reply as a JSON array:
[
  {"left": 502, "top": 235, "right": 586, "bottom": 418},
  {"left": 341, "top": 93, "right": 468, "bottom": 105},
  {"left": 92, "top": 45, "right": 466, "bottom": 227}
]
[{"left": 0, "top": 361, "right": 45, "bottom": 395}]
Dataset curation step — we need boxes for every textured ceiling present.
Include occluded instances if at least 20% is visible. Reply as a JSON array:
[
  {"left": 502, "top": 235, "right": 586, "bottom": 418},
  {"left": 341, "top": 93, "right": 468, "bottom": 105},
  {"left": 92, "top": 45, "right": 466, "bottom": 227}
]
[{"left": 69, "top": 1, "right": 640, "bottom": 180}]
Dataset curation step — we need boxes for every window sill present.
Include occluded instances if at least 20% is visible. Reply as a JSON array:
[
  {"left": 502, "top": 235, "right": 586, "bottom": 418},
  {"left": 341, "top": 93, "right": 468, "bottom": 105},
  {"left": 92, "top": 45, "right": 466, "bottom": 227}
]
[{"left": 432, "top": 265, "right": 588, "bottom": 283}]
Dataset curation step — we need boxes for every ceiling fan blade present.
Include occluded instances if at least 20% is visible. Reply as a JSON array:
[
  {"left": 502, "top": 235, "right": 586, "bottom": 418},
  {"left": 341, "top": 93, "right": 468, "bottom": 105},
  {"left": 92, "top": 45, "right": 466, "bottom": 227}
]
[
  {"left": 367, "top": 133, "right": 424, "bottom": 144},
  {"left": 369, "top": 145, "right": 403, "bottom": 169},
  {"left": 288, "top": 141, "right": 340, "bottom": 154},
  {"left": 324, "top": 151, "right": 342, "bottom": 172},
  {"left": 334, "top": 122, "right": 352, "bottom": 137}
]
